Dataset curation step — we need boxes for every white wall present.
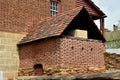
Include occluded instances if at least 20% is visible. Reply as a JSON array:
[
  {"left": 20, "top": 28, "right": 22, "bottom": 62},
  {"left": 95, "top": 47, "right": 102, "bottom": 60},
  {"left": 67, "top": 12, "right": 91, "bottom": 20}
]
[{"left": 106, "top": 48, "right": 120, "bottom": 54}]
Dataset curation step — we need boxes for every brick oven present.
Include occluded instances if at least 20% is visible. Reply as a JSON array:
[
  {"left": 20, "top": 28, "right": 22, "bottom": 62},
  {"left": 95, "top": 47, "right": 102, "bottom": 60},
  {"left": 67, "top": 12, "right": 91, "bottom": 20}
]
[{"left": 18, "top": 7, "right": 106, "bottom": 76}]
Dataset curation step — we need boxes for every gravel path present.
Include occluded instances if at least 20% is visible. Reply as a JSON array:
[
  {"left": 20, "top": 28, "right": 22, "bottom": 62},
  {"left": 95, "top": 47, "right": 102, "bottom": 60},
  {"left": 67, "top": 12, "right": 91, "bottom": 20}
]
[{"left": 17, "top": 71, "right": 120, "bottom": 80}]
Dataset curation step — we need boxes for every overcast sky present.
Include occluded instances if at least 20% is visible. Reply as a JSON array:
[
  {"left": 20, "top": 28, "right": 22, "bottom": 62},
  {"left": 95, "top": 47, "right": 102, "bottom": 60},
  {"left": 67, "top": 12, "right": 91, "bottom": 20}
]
[{"left": 93, "top": 0, "right": 120, "bottom": 31}]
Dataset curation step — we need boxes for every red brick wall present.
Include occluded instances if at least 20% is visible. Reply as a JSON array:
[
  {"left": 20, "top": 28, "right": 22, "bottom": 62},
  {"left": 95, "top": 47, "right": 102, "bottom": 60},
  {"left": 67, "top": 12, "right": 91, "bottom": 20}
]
[
  {"left": 59, "top": 37, "right": 105, "bottom": 67},
  {"left": 35, "top": 37, "right": 61, "bottom": 66},
  {"left": 19, "top": 37, "right": 61, "bottom": 69},
  {"left": 19, "top": 37, "right": 105, "bottom": 69},
  {"left": 0, "top": 0, "right": 50, "bottom": 33},
  {"left": 19, "top": 43, "right": 36, "bottom": 69},
  {"left": 61, "top": 0, "right": 76, "bottom": 12},
  {"left": 0, "top": 0, "right": 76, "bottom": 33}
]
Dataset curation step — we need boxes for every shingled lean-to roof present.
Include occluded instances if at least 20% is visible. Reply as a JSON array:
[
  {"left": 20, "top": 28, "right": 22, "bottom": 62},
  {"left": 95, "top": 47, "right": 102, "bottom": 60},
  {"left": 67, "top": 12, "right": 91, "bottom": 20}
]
[
  {"left": 19, "top": 7, "right": 105, "bottom": 44},
  {"left": 19, "top": 7, "right": 83, "bottom": 44}
]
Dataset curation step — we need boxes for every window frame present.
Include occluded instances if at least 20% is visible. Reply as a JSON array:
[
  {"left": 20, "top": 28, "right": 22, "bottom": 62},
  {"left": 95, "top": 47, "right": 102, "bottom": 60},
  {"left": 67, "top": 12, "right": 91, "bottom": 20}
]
[{"left": 50, "top": 0, "right": 61, "bottom": 16}]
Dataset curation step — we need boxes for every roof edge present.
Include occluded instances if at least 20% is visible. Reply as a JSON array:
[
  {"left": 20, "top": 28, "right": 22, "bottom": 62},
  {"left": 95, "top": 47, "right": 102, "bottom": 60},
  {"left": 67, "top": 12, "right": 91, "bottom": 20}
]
[{"left": 88, "top": 0, "right": 107, "bottom": 18}]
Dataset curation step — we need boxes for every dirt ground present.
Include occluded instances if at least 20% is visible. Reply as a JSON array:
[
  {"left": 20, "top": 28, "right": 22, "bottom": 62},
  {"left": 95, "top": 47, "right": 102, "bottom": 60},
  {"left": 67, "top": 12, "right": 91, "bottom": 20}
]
[{"left": 105, "top": 52, "right": 120, "bottom": 71}]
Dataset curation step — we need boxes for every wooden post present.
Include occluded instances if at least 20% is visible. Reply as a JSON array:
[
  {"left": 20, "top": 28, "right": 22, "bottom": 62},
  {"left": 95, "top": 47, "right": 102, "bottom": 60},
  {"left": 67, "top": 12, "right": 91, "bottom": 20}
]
[{"left": 100, "top": 18, "right": 104, "bottom": 36}]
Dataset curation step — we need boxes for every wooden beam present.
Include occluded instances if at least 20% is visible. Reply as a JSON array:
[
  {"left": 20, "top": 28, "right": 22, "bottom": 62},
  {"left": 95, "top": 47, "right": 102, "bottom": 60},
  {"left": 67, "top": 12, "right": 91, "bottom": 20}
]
[{"left": 100, "top": 18, "right": 104, "bottom": 36}]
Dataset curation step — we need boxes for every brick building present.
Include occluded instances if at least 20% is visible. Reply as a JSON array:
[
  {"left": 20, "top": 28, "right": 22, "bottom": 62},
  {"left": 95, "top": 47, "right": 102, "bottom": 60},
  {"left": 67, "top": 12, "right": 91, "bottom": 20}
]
[
  {"left": 0, "top": 0, "right": 106, "bottom": 79},
  {"left": 18, "top": 7, "right": 106, "bottom": 75}
]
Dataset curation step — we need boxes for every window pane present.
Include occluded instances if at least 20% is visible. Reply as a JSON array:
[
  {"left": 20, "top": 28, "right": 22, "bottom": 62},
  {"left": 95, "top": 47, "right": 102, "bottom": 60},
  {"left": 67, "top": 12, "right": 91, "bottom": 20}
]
[{"left": 53, "top": 6, "right": 56, "bottom": 10}]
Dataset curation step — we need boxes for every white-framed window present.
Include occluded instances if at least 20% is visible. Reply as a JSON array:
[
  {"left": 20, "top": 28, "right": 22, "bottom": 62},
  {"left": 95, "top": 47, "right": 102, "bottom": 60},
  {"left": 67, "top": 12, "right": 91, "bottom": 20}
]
[{"left": 50, "top": 0, "right": 58, "bottom": 16}]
